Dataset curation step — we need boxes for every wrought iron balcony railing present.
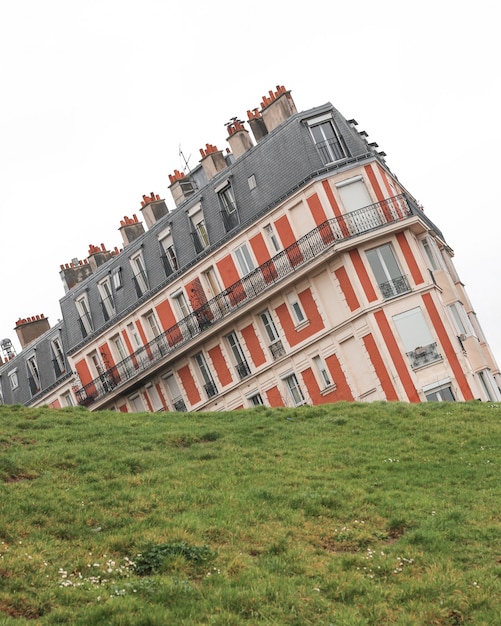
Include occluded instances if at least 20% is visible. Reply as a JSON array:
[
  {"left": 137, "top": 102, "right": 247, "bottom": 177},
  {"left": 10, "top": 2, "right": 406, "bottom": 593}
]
[
  {"left": 406, "top": 342, "right": 442, "bottom": 369},
  {"left": 75, "top": 194, "right": 412, "bottom": 406},
  {"left": 378, "top": 275, "right": 411, "bottom": 300},
  {"left": 269, "top": 340, "right": 286, "bottom": 360}
]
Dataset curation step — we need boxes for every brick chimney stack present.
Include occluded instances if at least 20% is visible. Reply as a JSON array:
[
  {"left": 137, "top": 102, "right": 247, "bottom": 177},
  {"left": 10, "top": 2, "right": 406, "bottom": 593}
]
[
  {"left": 118, "top": 214, "right": 146, "bottom": 246},
  {"left": 199, "top": 144, "right": 227, "bottom": 180},
  {"left": 226, "top": 119, "right": 254, "bottom": 159},
  {"left": 259, "top": 85, "right": 297, "bottom": 134},
  {"left": 60, "top": 258, "right": 93, "bottom": 292},
  {"left": 139, "top": 192, "right": 169, "bottom": 228},
  {"left": 87, "top": 243, "right": 114, "bottom": 272},
  {"left": 247, "top": 108, "right": 268, "bottom": 143},
  {"left": 168, "top": 173, "right": 196, "bottom": 208},
  {"left": 14, "top": 314, "right": 51, "bottom": 349}
]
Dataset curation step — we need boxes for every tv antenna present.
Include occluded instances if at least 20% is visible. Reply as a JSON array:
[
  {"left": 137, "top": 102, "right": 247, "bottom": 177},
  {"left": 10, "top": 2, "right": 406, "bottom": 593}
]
[{"left": 179, "top": 145, "right": 193, "bottom": 176}]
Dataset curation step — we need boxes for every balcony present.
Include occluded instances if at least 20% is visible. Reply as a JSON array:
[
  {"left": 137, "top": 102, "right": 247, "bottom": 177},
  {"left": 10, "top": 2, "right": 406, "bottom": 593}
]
[
  {"left": 269, "top": 340, "right": 286, "bottom": 360},
  {"left": 406, "top": 342, "right": 442, "bottom": 369},
  {"left": 378, "top": 275, "right": 411, "bottom": 300},
  {"left": 204, "top": 381, "right": 218, "bottom": 399},
  {"left": 236, "top": 361, "right": 251, "bottom": 380},
  {"left": 75, "top": 194, "right": 412, "bottom": 406}
]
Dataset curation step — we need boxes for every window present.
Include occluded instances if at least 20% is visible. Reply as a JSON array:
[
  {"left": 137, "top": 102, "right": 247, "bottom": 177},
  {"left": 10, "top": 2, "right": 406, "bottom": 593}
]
[
  {"left": 234, "top": 243, "right": 255, "bottom": 276},
  {"left": 76, "top": 294, "right": 93, "bottom": 337},
  {"left": 336, "top": 177, "right": 373, "bottom": 212},
  {"left": 112, "top": 267, "right": 122, "bottom": 290},
  {"left": 62, "top": 391, "right": 74, "bottom": 407},
  {"left": 264, "top": 224, "right": 281, "bottom": 253},
  {"left": 159, "top": 232, "right": 178, "bottom": 275},
  {"left": 260, "top": 309, "right": 285, "bottom": 359},
  {"left": 98, "top": 277, "right": 115, "bottom": 321},
  {"left": 129, "top": 393, "right": 145, "bottom": 412},
  {"left": 127, "top": 323, "right": 142, "bottom": 348},
  {"left": 27, "top": 355, "right": 41, "bottom": 394},
  {"left": 283, "top": 373, "right": 306, "bottom": 406},
  {"left": 218, "top": 183, "right": 239, "bottom": 232},
  {"left": 477, "top": 370, "right": 499, "bottom": 402},
  {"left": 260, "top": 310, "right": 280, "bottom": 343},
  {"left": 449, "top": 302, "right": 475, "bottom": 338},
  {"left": 89, "top": 351, "right": 105, "bottom": 376},
  {"left": 189, "top": 205, "right": 209, "bottom": 252},
  {"left": 9, "top": 369, "right": 18, "bottom": 391},
  {"left": 307, "top": 114, "right": 347, "bottom": 164},
  {"left": 172, "top": 290, "right": 196, "bottom": 337},
  {"left": 195, "top": 353, "right": 218, "bottom": 399},
  {"left": 248, "top": 174, "right": 257, "bottom": 191},
  {"left": 162, "top": 372, "right": 186, "bottom": 411},
  {"left": 112, "top": 334, "right": 128, "bottom": 363},
  {"left": 421, "top": 237, "right": 443, "bottom": 271},
  {"left": 393, "top": 308, "right": 441, "bottom": 369},
  {"left": 247, "top": 392, "right": 264, "bottom": 406},
  {"left": 366, "top": 244, "right": 410, "bottom": 299},
  {"left": 423, "top": 380, "right": 456, "bottom": 402},
  {"left": 287, "top": 292, "right": 306, "bottom": 325},
  {"left": 226, "top": 331, "right": 251, "bottom": 379},
  {"left": 51, "top": 336, "right": 66, "bottom": 377},
  {"left": 145, "top": 383, "right": 164, "bottom": 411},
  {"left": 131, "top": 252, "right": 149, "bottom": 297},
  {"left": 313, "top": 355, "right": 332, "bottom": 388},
  {"left": 145, "top": 312, "right": 162, "bottom": 339}
]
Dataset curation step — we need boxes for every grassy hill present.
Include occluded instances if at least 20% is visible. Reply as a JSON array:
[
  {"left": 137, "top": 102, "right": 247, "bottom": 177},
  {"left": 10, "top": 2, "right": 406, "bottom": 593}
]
[{"left": 0, "top": 401, "right": 500, "bottom": 625}]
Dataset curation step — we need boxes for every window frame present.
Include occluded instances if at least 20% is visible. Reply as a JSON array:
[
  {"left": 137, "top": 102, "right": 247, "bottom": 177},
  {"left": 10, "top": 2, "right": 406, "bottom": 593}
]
[
  {"left": 307, "top": 114, "right": 348, "bottom": 164},
  {"left": 313, "top": 355, "right": 332, "bottom": 388},
  {"left": 366, "top": 243, "right": 409, "bottom": 299},
  {"left": 130, "top": 251, "right": 149, "bottom": 297},
  {"left": 98, "top": 276, "right": 115, "bottom": 320},
  {"left": 234, "top": 243, "right": 255, "bottom": 276},
  {"left": 75, "top": 293, "right": 93, "bottom": 337},
  {"left": 282, "top": 372, "right": 306, "bottom": 407}
]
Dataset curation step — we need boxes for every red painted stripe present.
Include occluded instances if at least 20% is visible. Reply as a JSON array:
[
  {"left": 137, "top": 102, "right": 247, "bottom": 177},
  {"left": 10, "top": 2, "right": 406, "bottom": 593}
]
[
  {"left": 241, "top": 323, "right": 267, "bottom": 367},
  {"left": 322, "top": 179, "right": 343, "bottom": 218},
  {"left": 374, "top": 309, "right": 420, "bottom": 402},
  {"left": 208, "top": 344, "right": 233, "bottom": 387},
  {"left": 350, "top": 249, "right": 378, "bottom": 302},
  {"left": 274, "top": 214, "right": 303, "bottom": 267},
  {"left": 306, "top": 193, "right": 328, "bottom": 226},
  {"left": 335, "top": 266, "right": 360, "bottom": 311},
  {"left": 362, "top": 333, "right": 399, "bottom": 401},
  {"left": 266, "top": 385, "right": 285, "bottom": 407},
  {"left": 216, "top": 254, "right": 246, "bottom": 305},
  {"left": 178, "top": 364, "right": 201, "bottom": 405},
  {"left": 250, "top": 232, "right": 278, "bottom": 283},
  {"left": 364, "top": 163, "right": 385, "bottom": 203},
  {"left": 421, "top": 293, "right": 474, "bottom": 400},
  {"left": 396, "top": 232, "right": 424, "bottom": 285}
]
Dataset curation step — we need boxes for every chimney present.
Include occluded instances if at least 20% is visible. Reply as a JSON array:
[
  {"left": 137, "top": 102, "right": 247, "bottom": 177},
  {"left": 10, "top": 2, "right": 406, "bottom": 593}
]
[
  {"left": 226, "top": 119, "right": 254, "bottom": 159},
  {"left": 247, "top": 108, "right": 268, "bottom": 143},
  {"left": 168, "top": 172, "right": 196, "bottom": 208},
  {"left": 14, "top": 314, "right": 51, "bottom": 349},
  {"left": 60, "top": 258, "right": 93, "bottom": 292},
  {"left": 118, "top": 214, "right": 146, "bottom": 247},
  {"left": 259, "top": 85, "right": 297, "bottom": 134},
  {"left": 199, "top": 144, "right": 227, "bottom": 180},
  {"left": 87, "top": 243, "right": 114, "bottom": 272},
  {"left": 140, "top": 192, "right": 169, "bottom": 227}
]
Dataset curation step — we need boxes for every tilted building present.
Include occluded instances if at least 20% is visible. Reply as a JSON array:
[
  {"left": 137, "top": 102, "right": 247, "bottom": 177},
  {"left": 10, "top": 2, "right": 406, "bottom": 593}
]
[{"left": 1, "top": 86, "right": 500, "bottom": 410}]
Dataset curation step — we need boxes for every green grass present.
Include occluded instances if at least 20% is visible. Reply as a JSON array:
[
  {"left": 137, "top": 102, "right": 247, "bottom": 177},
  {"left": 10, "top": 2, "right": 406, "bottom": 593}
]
[{"left": 0, "top": 401, "right": 500, "bottom": 625}]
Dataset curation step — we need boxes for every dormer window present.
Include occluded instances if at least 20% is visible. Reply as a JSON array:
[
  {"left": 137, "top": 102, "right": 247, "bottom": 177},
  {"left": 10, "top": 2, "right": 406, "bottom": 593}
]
[
  {"left": 98, "top": 277, "right": 115, "bottom": 321},
  {"left": 159, "top": 228, "right": 178, "bottom": 276},
  {"left": 75, "top": 293, "right": 93, "bottom": 337},
  {"left": 130, "top": 252, "right": 149, "bottom": 297},
  {"left": 216, "top": 181, "right": 239, "bottom": 232},
  {"left": 188, "top": 204, "right": 209, "bottom": 253},
  {"left": 307, "top": 114, "right": 347, "bottom": 164}
]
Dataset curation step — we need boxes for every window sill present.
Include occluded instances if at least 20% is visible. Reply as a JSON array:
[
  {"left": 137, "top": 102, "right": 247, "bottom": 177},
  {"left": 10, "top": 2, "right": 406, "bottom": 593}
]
[
  {"left": 294, "top": 320, "right": 310, "bottom": 332},
  {"left": 320, "top": 384, "right": 337, "bottom": 396}
]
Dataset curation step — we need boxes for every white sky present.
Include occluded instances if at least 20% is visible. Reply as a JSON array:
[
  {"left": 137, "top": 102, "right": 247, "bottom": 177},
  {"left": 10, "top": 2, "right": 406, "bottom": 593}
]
[{"left": 1, "top": 1, "right": 500, "bottom": 364}]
